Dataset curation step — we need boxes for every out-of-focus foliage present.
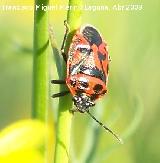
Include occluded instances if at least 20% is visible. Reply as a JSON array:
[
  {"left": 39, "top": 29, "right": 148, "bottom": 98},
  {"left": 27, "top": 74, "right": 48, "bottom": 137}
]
[{"left": 0, "top": 0, "right": 160, "bottom": 163}]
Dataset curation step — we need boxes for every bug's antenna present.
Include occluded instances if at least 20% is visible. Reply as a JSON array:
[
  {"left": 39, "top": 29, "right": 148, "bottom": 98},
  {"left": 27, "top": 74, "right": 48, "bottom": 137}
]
[{"left": 86, "top": 110, "right": 123, "bottom": 144}]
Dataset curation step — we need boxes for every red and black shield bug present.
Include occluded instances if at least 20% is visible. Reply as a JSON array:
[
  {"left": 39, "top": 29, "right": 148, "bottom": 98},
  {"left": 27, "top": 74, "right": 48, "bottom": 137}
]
[{"left": 51, "top": 21, "right": 122, "bottom": 143}]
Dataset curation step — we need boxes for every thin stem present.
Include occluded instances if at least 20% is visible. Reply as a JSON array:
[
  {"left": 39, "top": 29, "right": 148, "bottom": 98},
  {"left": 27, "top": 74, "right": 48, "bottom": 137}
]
[
  {"left": 32, "top": 0, "right": 49, "bottom": 120},
  {"left": 54, "top": 0, "right": 83, "bottom": 163}
]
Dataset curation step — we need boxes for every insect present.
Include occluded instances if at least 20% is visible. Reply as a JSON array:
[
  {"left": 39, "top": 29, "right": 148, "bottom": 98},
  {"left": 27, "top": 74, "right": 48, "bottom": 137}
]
[{"left": 51, "top": 21, "right": 122, "bottom": 143}]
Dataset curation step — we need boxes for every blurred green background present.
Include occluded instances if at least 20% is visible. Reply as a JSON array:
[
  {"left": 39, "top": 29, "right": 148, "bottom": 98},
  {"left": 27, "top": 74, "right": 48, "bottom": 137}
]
[{"left": 0, "top": 0, "right": 160, "bottom": 163}]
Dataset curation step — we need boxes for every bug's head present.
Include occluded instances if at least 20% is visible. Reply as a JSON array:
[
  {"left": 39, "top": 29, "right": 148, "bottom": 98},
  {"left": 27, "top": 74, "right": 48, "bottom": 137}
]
[{"left": 73, "top": 93, "right": 95, "bottom": 113}]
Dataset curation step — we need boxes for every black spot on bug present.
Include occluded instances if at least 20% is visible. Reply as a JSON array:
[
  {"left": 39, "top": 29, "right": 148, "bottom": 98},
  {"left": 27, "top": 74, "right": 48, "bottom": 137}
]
[
  {"left": 82, "top": 26, "right": 102, "bottom": 46},
  {"left": 98, "top": 51, "right": 106, "bottom": 61},
  {"left": 93, "top": 84, "right": 103, "bottom": 93},
  {"left": 79, "top": 81, "right": 89, "bottom": 88},
  {"left": 90, "top": 94, "right": 99, "bottom": 101},
  {"left": 70, "top": 80, "right": 76, "bottom": 87},
  {"left": 75, "top": 89, "right": 85, "bottom": 94},
  {"left": 101, "top": 90, "right": 107, "bottom": 95},
  {"left": 77, "top": 47, "right": 93, "bottom": 56},
  {"left": 79, "top": 66, "right": 106, "bottom": 83},
  {"left": 78, "top": 47, "right": 89, "bottom": 54}
]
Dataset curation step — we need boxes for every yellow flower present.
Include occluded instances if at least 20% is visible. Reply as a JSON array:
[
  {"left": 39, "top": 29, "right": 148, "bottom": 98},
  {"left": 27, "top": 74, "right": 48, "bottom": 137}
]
[{"left": 0, "top": 119, "right": 54, "bottom": 163}]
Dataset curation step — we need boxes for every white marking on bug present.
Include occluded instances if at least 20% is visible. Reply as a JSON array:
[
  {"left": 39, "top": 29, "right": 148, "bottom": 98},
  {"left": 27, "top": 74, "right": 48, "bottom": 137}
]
[
  {"left": 75, "top": 44, "right": 90, "bottom": 50},
  {"left": 71, "top": 51, "right": 92, "bottom": 75},
  {"left": 83, "top": 69, "right": 91, "bottom": 74},
  {"left": 71, "top": 59, "right": 85, "bottom": 75},
  {"left": 79, "top": 76, "right": 88, "bottom": 83}
]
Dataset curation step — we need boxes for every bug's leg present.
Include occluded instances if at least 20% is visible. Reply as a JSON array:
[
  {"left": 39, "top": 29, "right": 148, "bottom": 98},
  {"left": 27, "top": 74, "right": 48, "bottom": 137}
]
[
  {"left": 51, "top": 90, "right": 70, "bottom": 98},
  {"left": 61, "top": 20, "right": 70, "bottom": 62},
  {"left": 51, "top": 80, "right": 66, "bottom": 84},
  {"left": 49, "top": 24, "right": 59, "bottom": 53}
]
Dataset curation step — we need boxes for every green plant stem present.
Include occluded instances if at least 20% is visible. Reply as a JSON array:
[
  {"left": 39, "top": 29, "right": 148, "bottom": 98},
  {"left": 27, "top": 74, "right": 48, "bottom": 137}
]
[
  {"left": 32, "top": 0, "right": 49, "bottom": 121},
  {"left": 32, "top": 1, "right": 50, "bottom": 161},
  {"left": 54, "top": 0, "right": 83, "bottom": 163}
]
